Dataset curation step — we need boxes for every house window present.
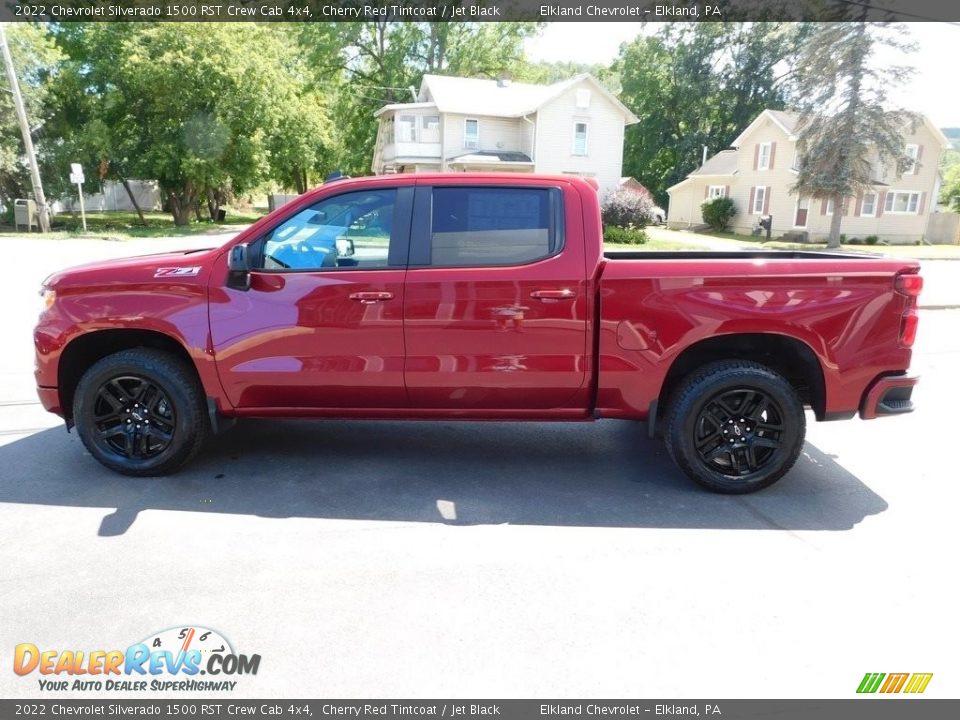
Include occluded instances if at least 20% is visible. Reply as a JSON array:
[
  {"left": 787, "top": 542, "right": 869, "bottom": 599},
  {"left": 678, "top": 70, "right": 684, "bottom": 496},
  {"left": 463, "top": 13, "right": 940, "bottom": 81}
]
[
  {"left": 421, "top": 115, "right": 440, "bottom": 143},
  {"left": 753, "top": 186, "right": 766, "bottom": 214},
  {"left": 884, "top": 191, "right": 921, "bottom": 214},
  {"left": 826, "top": 198, "right": 835, "bottom": 215},
  {"left": 791, "top": 151, "right": 800, "bottom": 172},
  {"left": 464, "top": 118, "right": 479, "bottom": 149},
  {"left": 707, "top": 185, "right": 726, "bottom": 199},
  {"left": 573, "top": 122, "right": 588, "bottom": 155},
  {"left": 904, "top": 144, "right": 919, "bottom": 175},
  {"left": 397, "top": 115, "right": 418, "bottom": 143},
  {"left": 861, "top": 192, "right": 877, "bottom": 217},
  {"left": 576, "top": 89, "right": 591, "bottom": 108},
  {"left": 758, "top": 142, "right": 772, "bottom": 170}
]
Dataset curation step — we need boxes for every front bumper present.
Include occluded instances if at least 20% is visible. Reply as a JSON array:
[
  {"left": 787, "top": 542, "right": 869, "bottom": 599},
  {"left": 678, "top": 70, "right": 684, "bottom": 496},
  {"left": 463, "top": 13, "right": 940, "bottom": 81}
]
[
  {"left": 859, "top": 374, "right": 918, "bottom": 420},
  {"left": 36, "top": 386, "right": 62, "bottom": 417}
]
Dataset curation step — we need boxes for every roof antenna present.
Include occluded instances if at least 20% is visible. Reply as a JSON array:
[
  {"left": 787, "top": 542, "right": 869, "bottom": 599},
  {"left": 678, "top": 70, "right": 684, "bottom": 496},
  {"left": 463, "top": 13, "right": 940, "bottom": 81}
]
[{"left": 409, "top": 85, "right": 417, "bottom": 102}]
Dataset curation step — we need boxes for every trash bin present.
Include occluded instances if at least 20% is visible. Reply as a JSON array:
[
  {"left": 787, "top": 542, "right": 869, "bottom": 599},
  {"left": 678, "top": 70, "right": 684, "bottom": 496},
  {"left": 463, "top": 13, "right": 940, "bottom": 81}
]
[
  {"left": 14, "top": 199, "right": 38, "bottom": 231},
  {"left": 215, "top": 208, "right": 226, "bottom": 222}
]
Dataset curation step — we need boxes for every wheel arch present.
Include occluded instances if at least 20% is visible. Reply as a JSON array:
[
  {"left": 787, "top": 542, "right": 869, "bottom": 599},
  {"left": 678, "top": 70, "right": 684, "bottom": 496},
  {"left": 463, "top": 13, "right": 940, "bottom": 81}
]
[
  {"left": 657, "top": 333, "right": 827, "bottom": 421},
  {"left": 58, "top": 329, "right": 199, "bottom": 421}
]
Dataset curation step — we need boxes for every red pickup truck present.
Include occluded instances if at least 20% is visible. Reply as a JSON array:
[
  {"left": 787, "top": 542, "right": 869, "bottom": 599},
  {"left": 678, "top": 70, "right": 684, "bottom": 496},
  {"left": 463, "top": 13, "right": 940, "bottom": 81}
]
[{"left": 34, "top": 173, "right": 922, "bottom": 493}]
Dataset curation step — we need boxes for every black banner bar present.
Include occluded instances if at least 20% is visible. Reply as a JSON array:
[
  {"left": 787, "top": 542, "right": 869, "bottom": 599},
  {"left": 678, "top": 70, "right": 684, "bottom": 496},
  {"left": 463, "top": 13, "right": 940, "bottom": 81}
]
[
  {"left": 1, "top": 700, "right": 959, "bottom": 720},
  {"left": 2, "top": 0, "right": 960, "bottom": 23}
]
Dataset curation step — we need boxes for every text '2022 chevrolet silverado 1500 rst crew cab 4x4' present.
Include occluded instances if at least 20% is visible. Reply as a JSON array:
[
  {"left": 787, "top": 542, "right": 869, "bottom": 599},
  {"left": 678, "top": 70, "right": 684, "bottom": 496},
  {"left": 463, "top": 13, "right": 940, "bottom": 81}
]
[{"left": 34, "top": 174, "right": 922, "bottom": 493}]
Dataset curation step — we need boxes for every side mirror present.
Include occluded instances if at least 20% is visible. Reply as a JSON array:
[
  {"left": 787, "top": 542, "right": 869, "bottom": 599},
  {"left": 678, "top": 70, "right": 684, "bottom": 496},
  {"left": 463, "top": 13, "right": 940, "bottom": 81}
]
[
  {"left": 335, "top": 237, "right": 355, "bottom": 257},
  {"left": 227, "top": 243, "right": 251, "bottom": 291}
]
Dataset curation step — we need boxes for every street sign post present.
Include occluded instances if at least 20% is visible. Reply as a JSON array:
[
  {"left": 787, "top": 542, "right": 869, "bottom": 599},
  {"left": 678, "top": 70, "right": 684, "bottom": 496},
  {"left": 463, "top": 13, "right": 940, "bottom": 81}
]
[{"left": 69, "top": 163, "right": 86, "bottom": 231}]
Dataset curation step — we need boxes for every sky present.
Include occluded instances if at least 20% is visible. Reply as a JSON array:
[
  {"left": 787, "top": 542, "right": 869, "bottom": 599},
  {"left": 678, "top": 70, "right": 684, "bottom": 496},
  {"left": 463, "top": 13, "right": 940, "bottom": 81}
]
[{"left": 525, "top": 22, "right": 960, "bottom": 129}]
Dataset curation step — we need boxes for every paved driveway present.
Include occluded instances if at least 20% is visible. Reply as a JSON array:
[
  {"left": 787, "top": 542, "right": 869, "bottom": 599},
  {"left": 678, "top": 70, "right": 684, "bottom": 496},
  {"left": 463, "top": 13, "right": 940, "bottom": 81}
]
[{"left": 1, "top": 238, "right": 957, "bottom": 699}]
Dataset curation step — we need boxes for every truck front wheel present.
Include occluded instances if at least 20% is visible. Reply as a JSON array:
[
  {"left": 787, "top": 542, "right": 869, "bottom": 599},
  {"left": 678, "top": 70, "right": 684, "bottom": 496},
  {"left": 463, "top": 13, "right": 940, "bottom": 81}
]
[
  {"left": 73, "top": 348, "right": 209, "bottom": 476},
  {"left": 664, "top": 361, "right": 805, "bottom": 494}
]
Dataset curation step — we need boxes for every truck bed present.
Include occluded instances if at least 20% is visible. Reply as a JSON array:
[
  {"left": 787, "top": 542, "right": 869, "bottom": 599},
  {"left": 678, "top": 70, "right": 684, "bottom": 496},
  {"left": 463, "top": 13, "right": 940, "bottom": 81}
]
[{"left": 603, "top": 250, "right": 889, "bottom": 261}]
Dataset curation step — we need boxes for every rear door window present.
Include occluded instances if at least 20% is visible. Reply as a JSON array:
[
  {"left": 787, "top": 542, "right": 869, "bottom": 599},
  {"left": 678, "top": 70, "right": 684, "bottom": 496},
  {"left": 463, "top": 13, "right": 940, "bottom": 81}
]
[{"left": 427, "top": 187, "right": 562, "bottom": 267}]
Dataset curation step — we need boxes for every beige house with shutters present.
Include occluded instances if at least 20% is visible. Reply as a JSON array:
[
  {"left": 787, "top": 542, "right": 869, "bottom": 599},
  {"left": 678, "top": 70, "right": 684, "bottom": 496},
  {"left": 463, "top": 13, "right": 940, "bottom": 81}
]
[
  {"left": 666, "top": 109, "right": 951, "bottom": 244},
  {"left": 371, "top": 73, "right": 638, "bottom": 195}
]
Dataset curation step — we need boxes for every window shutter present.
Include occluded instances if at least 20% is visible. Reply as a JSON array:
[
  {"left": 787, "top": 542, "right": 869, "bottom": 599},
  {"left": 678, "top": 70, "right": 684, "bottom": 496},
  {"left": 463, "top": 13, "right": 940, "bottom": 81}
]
[
  {"left": 749, "top": 187, "right": 756, "bottom": 212},
  {"left": 769, "top": 142, "right": 777, "bottom": 169},
  {"left": 877, "top": 191, "right": 885, "bottom": 217},
  {"left": 854, "top": 193, "right": 863, "bottom": 216},
  {"left": 820, "top": 198, "right": 828, "bottom": 215},
  {"left": 704, "top": 185, "right": 709, "bottom": 199},
  {"left": 763, "top": 186, "right": 771, "bottom": 214},
  {"left": 842, "top": 197, "right": 850, "bottom": 216},
  {"left": 725, "top": 185, "right": 730, "bottom": 198},
  {"left": 916, "top": 145, "right": 924, "bottom": 168},
  {"left": 918, "top": 192, "right": 926, "bottom": 215},
  {"left": 753, "top": 144, "right": 760, "bottom": 170}
]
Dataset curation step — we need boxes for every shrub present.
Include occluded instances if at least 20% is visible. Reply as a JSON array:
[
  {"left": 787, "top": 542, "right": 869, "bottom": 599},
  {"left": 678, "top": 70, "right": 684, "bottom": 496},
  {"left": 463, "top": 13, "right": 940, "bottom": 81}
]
[
  {"left": 700, "top": 197, "right": 736, "bottom": 231},
  {"left": 603, "top": 225, "right": 649, "bottom": 245},
  {"left": 602, "top": 187, "right": 654, "bottom": 228},
  {"left": 840, "top": 233, "right": 848, "bottom": 244},
  {"left": 865, "top": 235, "right": 879, "bottom": 245}
]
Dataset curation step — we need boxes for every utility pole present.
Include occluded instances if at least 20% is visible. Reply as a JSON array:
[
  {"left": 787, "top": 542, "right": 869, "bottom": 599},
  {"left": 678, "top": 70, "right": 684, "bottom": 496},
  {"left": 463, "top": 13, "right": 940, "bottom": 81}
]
[{"left": 0, "top": 23, "right": 50, "bottom": 232}]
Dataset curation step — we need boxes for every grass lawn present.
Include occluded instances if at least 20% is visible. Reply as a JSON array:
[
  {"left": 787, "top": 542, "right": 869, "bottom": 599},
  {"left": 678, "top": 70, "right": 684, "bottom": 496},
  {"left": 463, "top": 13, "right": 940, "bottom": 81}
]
[
  {"left": 605, "top": 237, "right": 717, "bottom": 251},
  {"left": 0, "top": 209, "right": 265, "bottom": 241},
  {"left": 655, "top": 226, "right": 960, "bottom": 259}
]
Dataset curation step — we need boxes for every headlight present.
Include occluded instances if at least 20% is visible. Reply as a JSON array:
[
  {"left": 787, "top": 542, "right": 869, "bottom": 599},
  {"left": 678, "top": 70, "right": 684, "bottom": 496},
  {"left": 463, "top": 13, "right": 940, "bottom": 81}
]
[{"left": 39, "top": 287, "right": 56, "bottom": 312}]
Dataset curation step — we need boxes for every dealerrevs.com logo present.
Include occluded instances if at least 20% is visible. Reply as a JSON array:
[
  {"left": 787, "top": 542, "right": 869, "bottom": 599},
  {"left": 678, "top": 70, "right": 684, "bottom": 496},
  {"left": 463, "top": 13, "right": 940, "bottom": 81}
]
[{"left": 13, "top": 626, "right": 261, "bottom": 692}]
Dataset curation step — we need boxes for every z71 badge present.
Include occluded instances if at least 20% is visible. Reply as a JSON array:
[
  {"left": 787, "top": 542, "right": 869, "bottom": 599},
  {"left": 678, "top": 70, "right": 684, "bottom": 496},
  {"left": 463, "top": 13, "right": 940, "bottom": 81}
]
[{"left": 154, "top": 266, "right": 201, "bottom": 277}]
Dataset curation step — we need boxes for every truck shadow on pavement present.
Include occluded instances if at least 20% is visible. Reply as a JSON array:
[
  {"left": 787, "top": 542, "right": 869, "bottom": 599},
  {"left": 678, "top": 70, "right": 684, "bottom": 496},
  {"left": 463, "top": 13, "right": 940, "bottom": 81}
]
[{"left": 0, "top": 419, "right": 886, "bottom": 535}]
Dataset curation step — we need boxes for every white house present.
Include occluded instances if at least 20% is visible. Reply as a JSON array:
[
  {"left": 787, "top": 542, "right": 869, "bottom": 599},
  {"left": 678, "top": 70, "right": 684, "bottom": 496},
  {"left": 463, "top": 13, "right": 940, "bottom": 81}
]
[
  {"left": 371, "top": 73, "right": 638, "bottom": 195},
  {"left": 667, "top": 109, "right": 951, "bottom": 244}
]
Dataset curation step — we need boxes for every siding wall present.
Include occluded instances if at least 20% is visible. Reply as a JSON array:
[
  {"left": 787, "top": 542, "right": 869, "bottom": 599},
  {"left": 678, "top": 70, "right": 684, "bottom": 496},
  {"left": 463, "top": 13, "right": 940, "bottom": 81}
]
[
  {"left": 533, "top": 79, "right": 626, "bottom": 195},
  {"left": 441, "top": 113, "right": 525, "bottom": 158},
  {"left": 667, "top": 114, "right": 946, "bottom": 244}
]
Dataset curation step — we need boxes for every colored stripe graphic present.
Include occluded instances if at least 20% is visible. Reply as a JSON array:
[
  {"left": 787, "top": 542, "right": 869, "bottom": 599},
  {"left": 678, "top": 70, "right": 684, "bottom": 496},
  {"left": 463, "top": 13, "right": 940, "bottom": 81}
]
[
  {"left": 857, "top": 673, "right": 885, "bottom": 693},
  {"left": 904, "top": 673, "right": 933, "bottom": 694},
  {"left": 880, "top": 673, "right": 909, "bottom": 693},
  {"left": 857, "top": 672, "right": 933, "bottom": 694}
]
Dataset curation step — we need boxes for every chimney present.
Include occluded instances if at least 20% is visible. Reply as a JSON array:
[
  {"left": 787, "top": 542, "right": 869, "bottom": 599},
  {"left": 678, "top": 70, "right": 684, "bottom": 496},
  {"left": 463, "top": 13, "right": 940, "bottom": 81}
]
[{"left": 497, "top": 72, "right": 512, "bottom": 88}]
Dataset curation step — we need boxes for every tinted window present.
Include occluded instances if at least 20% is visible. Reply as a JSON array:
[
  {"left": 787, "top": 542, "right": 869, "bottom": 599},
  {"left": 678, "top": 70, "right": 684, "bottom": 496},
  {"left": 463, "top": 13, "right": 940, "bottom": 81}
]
[
  {"left": 259, "top": 190, "right": 396, "bottom": 271},
  {"left": 429, "top": 187, "right": 560, "bottom": 267}
]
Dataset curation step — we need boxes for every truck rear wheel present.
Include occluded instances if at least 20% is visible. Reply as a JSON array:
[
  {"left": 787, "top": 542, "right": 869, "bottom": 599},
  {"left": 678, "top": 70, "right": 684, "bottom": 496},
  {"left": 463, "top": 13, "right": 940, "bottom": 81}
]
[
  {"left": 73, "top": 348, "right": 209, "bottom": 476},
  {"left": 664, "top": 361, "right": 805, "bottom": 494}
]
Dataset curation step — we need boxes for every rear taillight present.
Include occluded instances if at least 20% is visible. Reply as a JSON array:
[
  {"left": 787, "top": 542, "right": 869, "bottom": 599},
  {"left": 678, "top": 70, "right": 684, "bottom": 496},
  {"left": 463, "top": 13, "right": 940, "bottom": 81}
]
[
  {"left": 900, "top": 309, "right": 919, "bottom": 348},
  {"left": 895, "top": 273, "right": 923, "bottom": 297}
]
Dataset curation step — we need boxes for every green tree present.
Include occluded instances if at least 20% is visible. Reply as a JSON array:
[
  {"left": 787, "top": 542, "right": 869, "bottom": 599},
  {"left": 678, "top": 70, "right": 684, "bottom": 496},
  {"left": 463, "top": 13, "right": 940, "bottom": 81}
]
[
  {"left": 616, "top": 23, "right": 801, "bottom": 206},
  {"left": 791, "top": 20, "right": 917, "bottom": 248},
  {"left": 0, "top": 24, "right": 62, "bottom": 214},
  {"left": 940, "top": 149, "right": 960, "bottom": 212},
  {"left": 47, "top": 23, "right": 334, "bottom": 225}
]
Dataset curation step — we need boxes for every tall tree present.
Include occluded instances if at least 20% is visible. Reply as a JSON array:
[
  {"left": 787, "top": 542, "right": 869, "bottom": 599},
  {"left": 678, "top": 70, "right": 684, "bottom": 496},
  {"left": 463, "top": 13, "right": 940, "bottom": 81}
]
[
  {"left": 791, "top": 19, "right": 917, "bottom": 248},
  {"left": 0, "top": 24, "right": 61, "bottom": 214},
  {"left": 47, "top": 23, "right": 334, "bottom": 225},
  {"left": 616, "top": 23, "right": 801, "bottom": 206}
]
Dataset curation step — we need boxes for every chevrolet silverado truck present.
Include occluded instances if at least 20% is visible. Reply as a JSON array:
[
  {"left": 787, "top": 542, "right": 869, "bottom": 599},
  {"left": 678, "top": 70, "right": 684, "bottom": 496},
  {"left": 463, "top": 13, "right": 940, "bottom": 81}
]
[{"left": 34, "top": 174, "right": 922, "bottom": 493}]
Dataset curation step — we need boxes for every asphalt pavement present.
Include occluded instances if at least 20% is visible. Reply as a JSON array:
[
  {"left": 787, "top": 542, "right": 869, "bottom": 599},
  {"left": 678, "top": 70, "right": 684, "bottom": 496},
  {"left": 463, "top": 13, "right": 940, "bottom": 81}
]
[{"left": 1, "top": 237, "right": 958, "bottom": 700}]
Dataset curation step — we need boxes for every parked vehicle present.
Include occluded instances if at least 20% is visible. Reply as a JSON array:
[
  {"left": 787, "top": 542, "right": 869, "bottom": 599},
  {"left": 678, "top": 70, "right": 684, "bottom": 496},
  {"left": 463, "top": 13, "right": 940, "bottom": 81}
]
[{"left": 34, "top": 174, "right": 922, "bottom": 493}]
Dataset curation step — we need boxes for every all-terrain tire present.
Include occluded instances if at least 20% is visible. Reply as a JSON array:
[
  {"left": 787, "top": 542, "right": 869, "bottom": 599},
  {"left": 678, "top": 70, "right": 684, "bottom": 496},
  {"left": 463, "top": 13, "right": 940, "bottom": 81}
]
[
  {"left": 73, "top": 348, "right": 209, "bottom": 476},
  {"left": 664, "top": 360, "right": 805, "bottom": 494}
]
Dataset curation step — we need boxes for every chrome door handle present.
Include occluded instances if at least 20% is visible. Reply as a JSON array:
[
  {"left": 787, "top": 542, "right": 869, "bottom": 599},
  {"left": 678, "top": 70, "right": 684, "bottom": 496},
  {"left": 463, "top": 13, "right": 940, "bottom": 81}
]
[
  {"left": 349, "top": 291, "right": 394, "bottom": 304},
  {"left": 530, "top": 289, "right": 576, "bottom": 301}
]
